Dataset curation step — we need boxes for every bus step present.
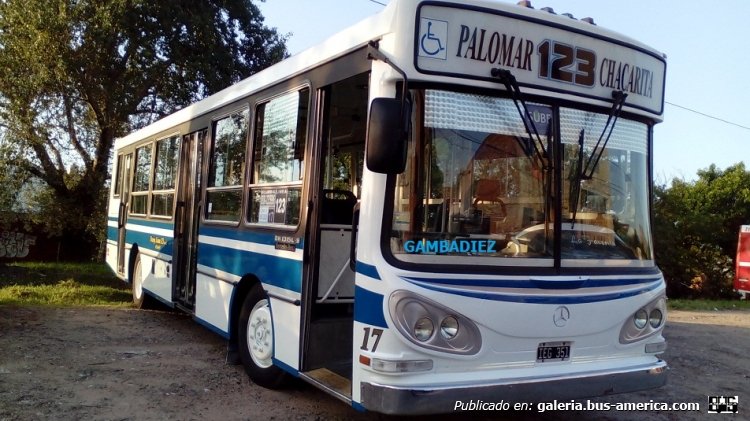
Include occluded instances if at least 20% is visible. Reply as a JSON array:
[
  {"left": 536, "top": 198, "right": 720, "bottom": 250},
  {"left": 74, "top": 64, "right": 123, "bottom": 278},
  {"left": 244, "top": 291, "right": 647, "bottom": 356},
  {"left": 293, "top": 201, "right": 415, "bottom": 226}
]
[
  {"left": 173, "top": 302, "right": 194, "bottom": 314},
  {"left": 300, "top": 368, "right": 352, "bottom": 404}
]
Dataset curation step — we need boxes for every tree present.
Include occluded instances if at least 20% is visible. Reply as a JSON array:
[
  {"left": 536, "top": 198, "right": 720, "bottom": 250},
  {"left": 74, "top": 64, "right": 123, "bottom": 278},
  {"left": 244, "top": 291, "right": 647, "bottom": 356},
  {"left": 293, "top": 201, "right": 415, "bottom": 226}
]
[
  {"left": 0, "top": 0, "right": 287, "bottom": 258},
  {"left": 653, "top": 163, "right": 750, "bottom": 298}
]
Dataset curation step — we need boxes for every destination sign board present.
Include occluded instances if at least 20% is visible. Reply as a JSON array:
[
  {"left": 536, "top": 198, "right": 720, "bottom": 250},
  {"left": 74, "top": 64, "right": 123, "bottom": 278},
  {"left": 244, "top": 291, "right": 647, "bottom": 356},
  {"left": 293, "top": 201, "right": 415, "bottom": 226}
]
[{"left": 415, "top": 4, "right": 666, "bottom": 115}]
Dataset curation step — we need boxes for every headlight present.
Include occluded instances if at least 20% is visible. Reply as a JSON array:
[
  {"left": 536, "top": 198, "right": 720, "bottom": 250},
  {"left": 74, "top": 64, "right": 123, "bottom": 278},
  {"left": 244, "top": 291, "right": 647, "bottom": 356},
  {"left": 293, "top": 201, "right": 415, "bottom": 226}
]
[
  {"left": 634, "top": 309, "right": 648, "bottom": 329},
  {"left": 414, "top": 317, "right": 434, "bottom": 341},
  {"left": 619, "top": 295, "right": 667, "bottom": 344},
  {"left": 649, "top": 309, "right": 663, "bottom": 328},
  {"left": 389, "top": 290, "right": 481, "bottom": 355},
  {"left": 440, "top": 316, "right": 459, "bottom": 340}
]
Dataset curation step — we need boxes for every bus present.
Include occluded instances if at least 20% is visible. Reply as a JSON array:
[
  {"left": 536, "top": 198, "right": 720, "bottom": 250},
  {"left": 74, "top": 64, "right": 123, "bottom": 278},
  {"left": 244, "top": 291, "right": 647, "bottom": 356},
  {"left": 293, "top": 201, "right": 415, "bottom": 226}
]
[
  {"left": 105, "top": 0, "right": 668, "bottom": 414},
  {"left": 736, "top": 225, "right": 750, "bottom": 298}
]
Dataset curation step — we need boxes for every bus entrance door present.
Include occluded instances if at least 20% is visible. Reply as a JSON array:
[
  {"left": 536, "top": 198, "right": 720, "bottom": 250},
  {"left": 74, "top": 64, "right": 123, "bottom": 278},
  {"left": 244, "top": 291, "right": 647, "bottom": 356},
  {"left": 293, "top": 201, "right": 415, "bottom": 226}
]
[
  {"left": 301, "top": 72, "right": 369, "bottom": 396},
  {"left": 116, "top": 153, "right": 133, "bottom": 276},
  {"left": 173, "top": 129, "right": 206, "bottom": 310}
]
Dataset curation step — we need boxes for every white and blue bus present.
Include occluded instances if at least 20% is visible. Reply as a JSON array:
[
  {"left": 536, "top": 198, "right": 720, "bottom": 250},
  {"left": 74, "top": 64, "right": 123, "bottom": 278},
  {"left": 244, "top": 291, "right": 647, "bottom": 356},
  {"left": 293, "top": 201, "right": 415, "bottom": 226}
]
[{"left": 106, "top": 0, "right": 668, "bottom": 414}]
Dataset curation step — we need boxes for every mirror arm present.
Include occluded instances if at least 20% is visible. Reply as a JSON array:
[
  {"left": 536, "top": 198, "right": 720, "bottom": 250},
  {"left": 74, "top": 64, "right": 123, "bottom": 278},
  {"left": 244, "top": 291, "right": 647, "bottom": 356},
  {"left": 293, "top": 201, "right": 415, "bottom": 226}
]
[{"left": 367, "top": 41, "right": 409, "bottom": 112}]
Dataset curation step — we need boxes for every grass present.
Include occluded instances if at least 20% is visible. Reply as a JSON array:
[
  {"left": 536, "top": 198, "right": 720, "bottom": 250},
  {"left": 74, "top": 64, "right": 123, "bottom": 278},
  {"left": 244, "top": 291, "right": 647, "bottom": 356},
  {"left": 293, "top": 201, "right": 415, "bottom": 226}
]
[
  {"left": 0, "top": 261, "right": 131, "bottom": 307},
  {"left": 668, "top": 298, "right": 750, "bottom": 311}
]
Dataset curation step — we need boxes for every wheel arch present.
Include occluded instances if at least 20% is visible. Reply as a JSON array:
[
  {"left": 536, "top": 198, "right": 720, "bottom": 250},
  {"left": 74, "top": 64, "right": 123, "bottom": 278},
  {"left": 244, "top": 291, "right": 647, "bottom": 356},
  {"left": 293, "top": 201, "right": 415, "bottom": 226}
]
[
  {"left": 127, "top": 244, "right": 140, "bottom": 284},
  {"left": 229, "top": 273, "right": 263, "bottom": 345}
]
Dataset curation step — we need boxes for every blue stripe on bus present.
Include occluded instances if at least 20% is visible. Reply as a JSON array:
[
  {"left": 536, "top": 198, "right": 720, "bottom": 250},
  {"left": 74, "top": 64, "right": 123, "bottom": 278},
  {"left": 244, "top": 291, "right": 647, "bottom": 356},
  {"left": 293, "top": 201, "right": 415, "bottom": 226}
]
[
  {"left": 124, "top": 230, "right": 175, "bottom": 255},
  {"left": 354, "top": 285, "right": 388, "bottom": 328},
  {"left": 107, "top": 226, "right": 118, "bottom": 242},
  {"left": 355, "top": 261, "right": 381, "bottom": 280},
  {"left": 404, "top": 279, "right": 663, "bottom": 304},
  {"left": 199, "top": 225, "right": 305, "bottom": 249},
  {"left": 108, "top": 218, "right": 175, "bottom": 246},
  {"left": 197, "top": 242, "right": 303, "bottom": 293},
  {"left": 400, "top": 276, "right": 662, "bottom": 289},
  {"left": 272, "top": 358, "right": 300, "bottom": 377}
]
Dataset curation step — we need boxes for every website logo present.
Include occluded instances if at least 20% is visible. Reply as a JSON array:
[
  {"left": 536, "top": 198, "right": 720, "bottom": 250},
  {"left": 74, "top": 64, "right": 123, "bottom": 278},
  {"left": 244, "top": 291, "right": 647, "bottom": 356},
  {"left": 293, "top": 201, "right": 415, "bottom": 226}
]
[
  {"left": 418, "top": 18, "right": 448, "bottom": 60},
  {"left": 708, "top": 396, "right": 738, "bottom": 414}
]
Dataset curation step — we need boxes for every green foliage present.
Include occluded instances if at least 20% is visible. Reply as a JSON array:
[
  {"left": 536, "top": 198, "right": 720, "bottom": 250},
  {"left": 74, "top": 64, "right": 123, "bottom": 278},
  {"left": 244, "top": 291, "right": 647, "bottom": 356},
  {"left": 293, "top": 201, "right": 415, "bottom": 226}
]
[
  {"left": 0, "top": 261, "right": 131, "bottom": 306},
  {"left": 654, "top": 163, "right": 750, "bottom": 299},
  {"left": 0, "top": 0, "right": 287, "bottom": 258}
]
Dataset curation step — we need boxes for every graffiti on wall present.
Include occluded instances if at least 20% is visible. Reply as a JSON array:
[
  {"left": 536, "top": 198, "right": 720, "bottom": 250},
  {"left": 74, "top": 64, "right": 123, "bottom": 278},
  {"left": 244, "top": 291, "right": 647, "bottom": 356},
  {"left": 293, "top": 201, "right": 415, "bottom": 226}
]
[{"left": 0, "top": 231, "right": 37, "bottom": 259}]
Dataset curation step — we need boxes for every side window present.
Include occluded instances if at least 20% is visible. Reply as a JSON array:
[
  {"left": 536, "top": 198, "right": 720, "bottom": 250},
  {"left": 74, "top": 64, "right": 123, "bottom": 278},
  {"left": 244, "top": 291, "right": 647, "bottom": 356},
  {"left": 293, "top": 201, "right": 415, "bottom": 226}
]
[
  {"left": 206, "top": 109, "right": 249, "bottom": 222},
  {"left": 151, "top": 135, "right": 181, "bottom": 217},
  {"left": 131, "top": 144, "right": 152, "bottom": 215},
  {"left": 248, "top": 88, "right": 309, "bottom": 226}
]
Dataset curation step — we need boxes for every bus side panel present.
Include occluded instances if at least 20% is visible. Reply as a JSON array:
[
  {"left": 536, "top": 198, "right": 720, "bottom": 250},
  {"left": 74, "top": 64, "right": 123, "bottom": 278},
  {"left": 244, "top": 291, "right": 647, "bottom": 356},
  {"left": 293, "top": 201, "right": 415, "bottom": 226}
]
[
  {"left": 125, "top": 219, "right": 175, "bottom": 304},
  {"left": 137, "top": 251, "right": 174, "bottom": 305},
  {"left": 195, "top": 229, "right": 304, "bottom": 370},
  {"left": 105, "top": 215, "right": 120, "bottom": 277},
  {"left": 268, "top": 296, "right": 301, "bottom": 372},
  {"left": 194, "top": 272, "right": 233, "bottom": 336}
]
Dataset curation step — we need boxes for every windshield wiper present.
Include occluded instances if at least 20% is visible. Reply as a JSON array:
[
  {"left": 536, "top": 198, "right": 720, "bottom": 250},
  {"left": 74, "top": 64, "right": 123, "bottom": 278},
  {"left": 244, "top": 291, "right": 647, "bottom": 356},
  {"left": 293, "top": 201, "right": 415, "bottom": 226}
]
[
  {"left": 491, "top": 68, "right": 552, "bottom": 255},
  {"left": 490, "top": 68, "right": 550, "bottom": 170},
  {"left": 569, "top": 90, "right": 627, "bottom": 228},
  {"left": 569, "top": 128, "right": 585, "bottom": 227},
  {"left": 580, "top": 90, "right": 628, "bottom": 179}
]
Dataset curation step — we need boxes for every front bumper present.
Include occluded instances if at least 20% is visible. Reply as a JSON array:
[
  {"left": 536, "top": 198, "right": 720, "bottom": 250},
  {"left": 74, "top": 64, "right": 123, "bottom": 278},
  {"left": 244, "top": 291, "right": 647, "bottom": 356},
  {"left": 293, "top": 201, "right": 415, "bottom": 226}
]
[{"left": 360, "top": 360, "right": 668, "bottom": 415}]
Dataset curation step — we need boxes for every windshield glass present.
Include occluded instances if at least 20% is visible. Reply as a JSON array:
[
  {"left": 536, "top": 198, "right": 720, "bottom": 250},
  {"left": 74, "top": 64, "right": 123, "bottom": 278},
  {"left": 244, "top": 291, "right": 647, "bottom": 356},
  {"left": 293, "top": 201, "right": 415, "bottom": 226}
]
[
  {"left": 388, "top": 89, "right": 653, "bottom": 267},
  {"left": 390, "top": 90, "right": 552, "bottom": 265},
  {"left": 560, "top": 107, "right": 652, "bottom": 264}
]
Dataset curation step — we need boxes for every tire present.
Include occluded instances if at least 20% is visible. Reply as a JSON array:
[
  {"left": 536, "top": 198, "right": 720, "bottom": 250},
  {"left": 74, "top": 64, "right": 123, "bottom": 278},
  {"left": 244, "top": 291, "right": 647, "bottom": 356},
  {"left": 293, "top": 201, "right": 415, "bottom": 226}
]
[
  {"left": 131, "top": 256, "right": 155, "bottom": 309},
  {"left": 238, "top": 284, "right": 288, "bottom": 389}
]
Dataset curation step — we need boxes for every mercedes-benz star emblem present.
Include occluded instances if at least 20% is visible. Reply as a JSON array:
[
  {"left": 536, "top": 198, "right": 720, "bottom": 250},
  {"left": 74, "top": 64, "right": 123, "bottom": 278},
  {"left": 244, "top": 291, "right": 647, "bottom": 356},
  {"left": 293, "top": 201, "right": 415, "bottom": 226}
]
[{"left": 553, "top": 306, "right": 570, "bottom": 327}]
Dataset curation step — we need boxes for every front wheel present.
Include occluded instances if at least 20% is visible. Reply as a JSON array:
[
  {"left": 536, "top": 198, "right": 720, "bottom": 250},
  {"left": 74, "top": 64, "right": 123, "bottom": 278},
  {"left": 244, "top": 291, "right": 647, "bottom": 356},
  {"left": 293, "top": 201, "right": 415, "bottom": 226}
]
[{"left": 238, "top": 284, "right": 288, "bottom": 389}]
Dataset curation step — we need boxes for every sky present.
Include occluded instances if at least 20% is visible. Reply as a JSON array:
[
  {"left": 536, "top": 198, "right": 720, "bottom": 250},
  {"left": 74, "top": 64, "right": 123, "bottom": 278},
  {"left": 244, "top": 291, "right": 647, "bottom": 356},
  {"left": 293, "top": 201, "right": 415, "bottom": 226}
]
[{"left": 257, "top": 0, "right": 749, "bottom": 183}]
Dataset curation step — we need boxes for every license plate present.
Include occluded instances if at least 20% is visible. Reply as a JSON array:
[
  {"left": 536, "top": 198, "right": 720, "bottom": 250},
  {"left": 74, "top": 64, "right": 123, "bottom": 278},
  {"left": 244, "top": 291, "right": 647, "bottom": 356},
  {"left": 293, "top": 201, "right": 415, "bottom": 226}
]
[{"left": 536, "top": 341, "right": 571, "bottom": 362}]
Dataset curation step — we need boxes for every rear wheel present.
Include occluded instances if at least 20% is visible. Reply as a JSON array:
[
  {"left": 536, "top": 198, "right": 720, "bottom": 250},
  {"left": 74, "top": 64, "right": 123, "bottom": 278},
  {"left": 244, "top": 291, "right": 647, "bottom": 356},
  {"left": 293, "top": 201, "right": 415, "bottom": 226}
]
[
  {"left": 238, "top": 284, "right": 288, "bottom": 388},
  {"left": 131, "top": 256, "right": 155, "bottom": 309}
]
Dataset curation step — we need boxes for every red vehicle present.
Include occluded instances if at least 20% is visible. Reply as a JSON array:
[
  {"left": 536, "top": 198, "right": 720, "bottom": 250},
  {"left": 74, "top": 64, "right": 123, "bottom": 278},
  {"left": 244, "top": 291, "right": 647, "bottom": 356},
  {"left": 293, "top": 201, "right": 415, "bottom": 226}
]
[{"left": 736, "top": 225, "right": 750, "bottom": 298}]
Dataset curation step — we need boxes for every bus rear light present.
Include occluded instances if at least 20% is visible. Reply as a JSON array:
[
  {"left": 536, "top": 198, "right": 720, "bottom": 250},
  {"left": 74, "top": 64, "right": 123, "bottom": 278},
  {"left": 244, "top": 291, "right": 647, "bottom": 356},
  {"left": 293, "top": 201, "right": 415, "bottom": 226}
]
[{"left": 370, "top": 357, "right": 433, "bottom": 373}]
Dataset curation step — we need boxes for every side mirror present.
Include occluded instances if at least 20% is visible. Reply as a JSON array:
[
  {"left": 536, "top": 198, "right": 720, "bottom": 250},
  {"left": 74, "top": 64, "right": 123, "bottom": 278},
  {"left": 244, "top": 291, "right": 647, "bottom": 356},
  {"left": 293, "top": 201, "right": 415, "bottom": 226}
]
[{"left": 366, "top": 97, "right": 409, "bottom": 174}]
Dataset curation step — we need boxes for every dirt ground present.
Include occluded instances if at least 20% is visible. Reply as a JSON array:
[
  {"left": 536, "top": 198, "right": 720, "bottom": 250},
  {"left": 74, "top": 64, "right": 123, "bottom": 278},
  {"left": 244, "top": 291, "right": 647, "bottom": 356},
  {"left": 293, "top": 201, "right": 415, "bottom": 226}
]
[{"left": 0, "top": 306, "right": 747, "bottom": 421}]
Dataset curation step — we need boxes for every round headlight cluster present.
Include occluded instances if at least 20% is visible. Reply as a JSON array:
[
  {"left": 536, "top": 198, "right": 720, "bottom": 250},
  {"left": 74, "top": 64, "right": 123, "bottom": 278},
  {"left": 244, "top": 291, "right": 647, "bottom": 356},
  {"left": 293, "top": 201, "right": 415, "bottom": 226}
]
[
  {"left": 413, "top": 316, "right": 461, "bottom": 342},
  {"left": 633, "top": 307, "right": 664, "bottom": 329},
  {"left": 390, "top": 290, "right": 481, "bottom": 355}
]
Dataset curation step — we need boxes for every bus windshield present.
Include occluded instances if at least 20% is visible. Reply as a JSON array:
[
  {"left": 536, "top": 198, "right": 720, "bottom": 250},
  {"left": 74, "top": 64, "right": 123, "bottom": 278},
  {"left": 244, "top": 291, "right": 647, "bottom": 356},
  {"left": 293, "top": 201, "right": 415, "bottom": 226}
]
[{"left": 389, "top": 89, "right": 653, "bottom": 266}]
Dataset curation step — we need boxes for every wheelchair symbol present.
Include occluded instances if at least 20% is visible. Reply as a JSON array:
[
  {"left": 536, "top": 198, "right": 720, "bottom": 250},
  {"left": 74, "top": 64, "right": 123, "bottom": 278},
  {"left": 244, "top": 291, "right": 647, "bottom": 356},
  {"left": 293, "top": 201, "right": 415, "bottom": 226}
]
[
  {"left": 420, "top": 21, "right": 445, "bottom": 56},
  {"left": 419, "top": 18, "right": 448, "bottom": 60}
]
